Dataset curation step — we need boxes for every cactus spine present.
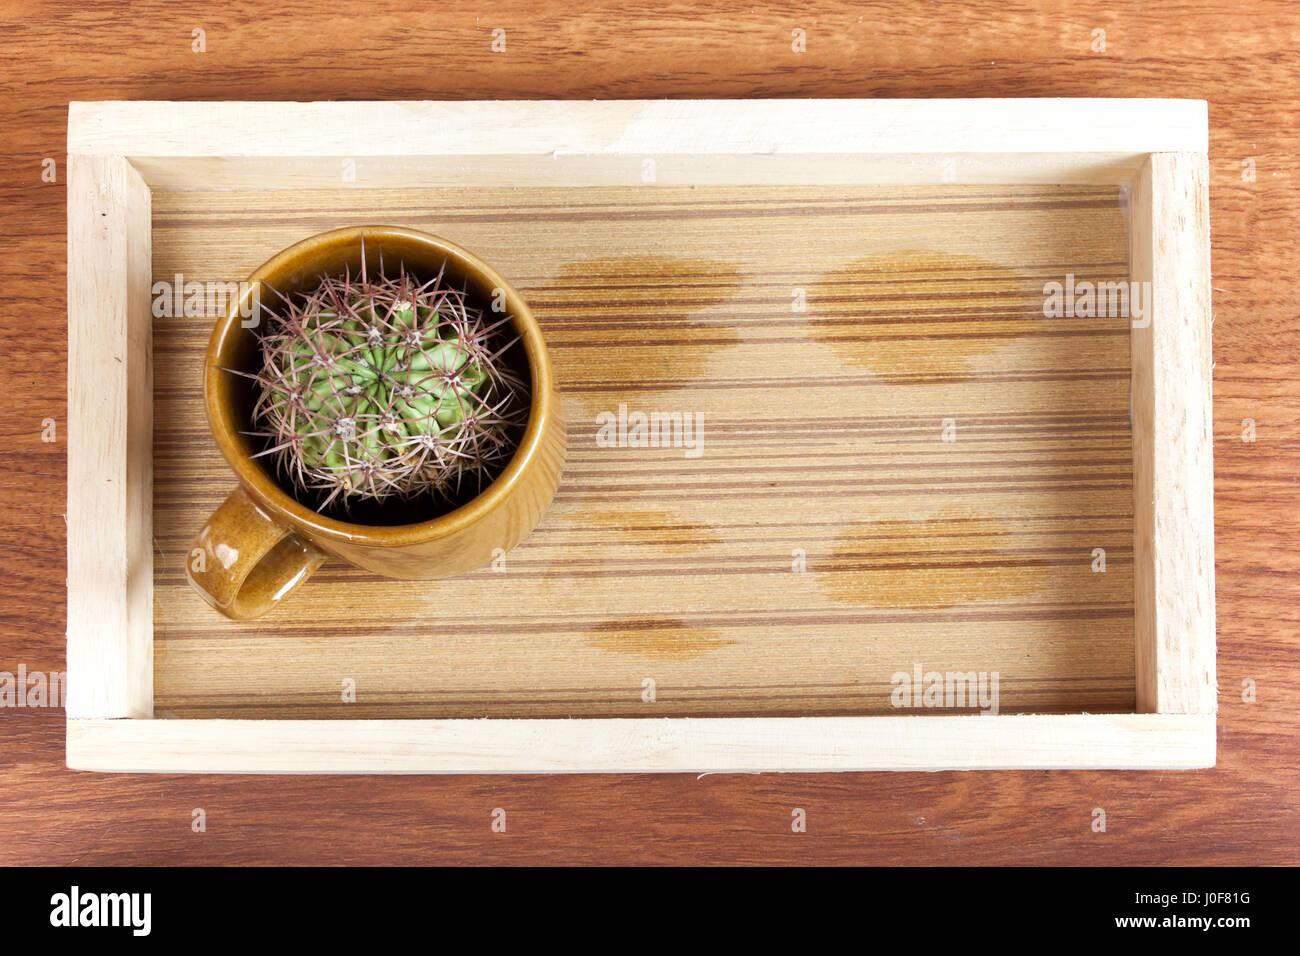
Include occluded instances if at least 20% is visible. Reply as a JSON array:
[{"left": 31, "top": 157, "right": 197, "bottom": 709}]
[{"left": 236, "top": 259, "right": 529, "bottom": 512}]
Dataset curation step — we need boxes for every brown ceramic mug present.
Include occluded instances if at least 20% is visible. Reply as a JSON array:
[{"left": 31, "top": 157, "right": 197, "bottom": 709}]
[{"left": 186, "top": 226, "right": 565, "bottom": 620}]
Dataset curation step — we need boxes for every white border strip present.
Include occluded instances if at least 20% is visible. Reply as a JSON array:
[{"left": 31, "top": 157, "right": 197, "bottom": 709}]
[
  {"left": 68, "top": 99, "right": 1208, "bottom": 158},
  {"left": 68, "top": 714, "right": 1216, "bottom": 774}
]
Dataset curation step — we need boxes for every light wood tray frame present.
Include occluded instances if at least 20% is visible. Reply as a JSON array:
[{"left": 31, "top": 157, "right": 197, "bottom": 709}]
[{"left": 65, "top": 100, "right": 1215, "bottom": 773}]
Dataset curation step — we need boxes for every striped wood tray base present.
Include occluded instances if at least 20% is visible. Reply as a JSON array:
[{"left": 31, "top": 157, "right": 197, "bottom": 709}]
[{"left": 151, "top": 183, "right": 1135, "bottom": 718}]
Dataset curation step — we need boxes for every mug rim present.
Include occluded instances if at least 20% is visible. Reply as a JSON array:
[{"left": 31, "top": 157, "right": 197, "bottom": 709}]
[{"left": 204, "top": 225, "right": 555, "bottom": 546}]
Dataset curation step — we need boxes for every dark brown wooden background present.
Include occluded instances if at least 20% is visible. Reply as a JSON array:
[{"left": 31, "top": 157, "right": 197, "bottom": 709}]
[{"left": 1, "top": 0, "right": 1296, "bottom": 865}]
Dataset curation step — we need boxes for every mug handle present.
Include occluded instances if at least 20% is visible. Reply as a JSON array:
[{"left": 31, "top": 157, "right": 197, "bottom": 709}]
[{"left": 186, "top": 486, "right": 328, "bottom": 621}]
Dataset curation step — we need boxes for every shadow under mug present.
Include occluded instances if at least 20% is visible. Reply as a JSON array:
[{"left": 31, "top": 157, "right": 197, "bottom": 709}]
[{"left": 186, "top": 225, "right": 566, "bottom": 620}]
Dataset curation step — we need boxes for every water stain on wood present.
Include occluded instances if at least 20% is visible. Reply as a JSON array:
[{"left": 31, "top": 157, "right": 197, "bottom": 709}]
[
  {"left": 804, "top": 250, "right": 1045, "bottom": 373},
  {"left": 527, "top": 255, "right": 744, "bottom": 388},
  {"left": 821, "top": 507, "right": 1051, "bottom": 610},
  {"left": 567, "top": 507, "right": 722, "bottom": 551},
  {"left": 535, "top": 507, "right": 721, "bottom": 594},
  {"left": 582, "top": 617, "right": 735, "bottom": 660}
]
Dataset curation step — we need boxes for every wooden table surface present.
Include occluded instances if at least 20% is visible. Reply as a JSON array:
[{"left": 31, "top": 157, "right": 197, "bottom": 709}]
[{"left": 2, "top": 0, "right": 1296, "bottom": 865}]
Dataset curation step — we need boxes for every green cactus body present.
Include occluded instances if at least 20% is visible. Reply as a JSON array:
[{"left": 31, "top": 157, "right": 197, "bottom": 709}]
[{"left": 239, "top": 264, "right": 529, "bottom": 512}]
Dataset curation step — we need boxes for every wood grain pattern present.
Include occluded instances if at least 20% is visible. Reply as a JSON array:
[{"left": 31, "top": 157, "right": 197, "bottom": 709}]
[
  {"left": 67, "top": 98, "right": 1206, "bottom": 188},
  {"left": 67, "top": 714, "right": 1215, "bottom": 773},
  {"left": 68, "top": 98, "right": 1210, "bottom": 157},
  {"left": 1, "top": 0, "right": 1297, "bottom": 863},
  {"left": 149, "top": 183, "right": 1135, "bottom": 719},
  {"left": 64, "top": 152, "right": 154, "bottom": 718},
  {"left": 1129, "top": 153, "right": 1216, "bottom": 715}
]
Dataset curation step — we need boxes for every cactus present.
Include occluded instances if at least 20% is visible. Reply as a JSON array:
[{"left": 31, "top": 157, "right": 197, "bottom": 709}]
[{"left": 233, "top": 259, "right": 530, "bottom": 513}]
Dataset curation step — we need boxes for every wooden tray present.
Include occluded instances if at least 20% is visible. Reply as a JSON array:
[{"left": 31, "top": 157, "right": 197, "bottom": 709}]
[{"left": 65, "top": 100, "right": 1216, "bottom": 772}]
